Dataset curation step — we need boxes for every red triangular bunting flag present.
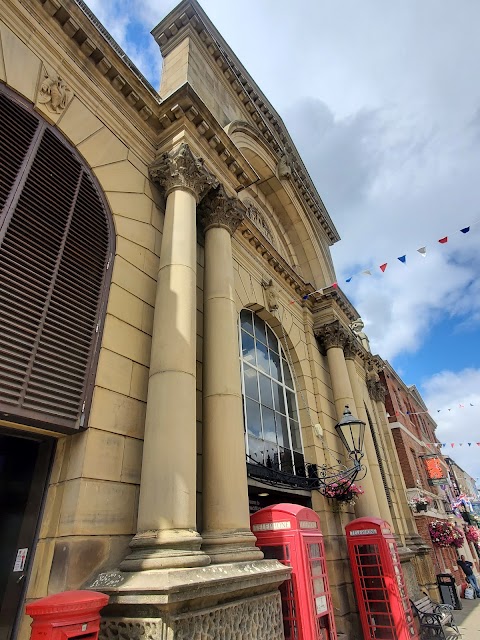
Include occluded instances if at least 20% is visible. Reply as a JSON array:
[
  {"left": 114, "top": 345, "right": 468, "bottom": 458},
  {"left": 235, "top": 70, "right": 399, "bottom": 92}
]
[
  {"left": 451, "top": 443, "right": 454, "bottom": 447},
  {"left": 332, "top": 282, "right": 338, "bottom": 289},
  {"left": 380, "top": 263, "right": 387, "bottom": 272},
  {"left": 438, "top": 237, "right": 448, "bottom": 244}
]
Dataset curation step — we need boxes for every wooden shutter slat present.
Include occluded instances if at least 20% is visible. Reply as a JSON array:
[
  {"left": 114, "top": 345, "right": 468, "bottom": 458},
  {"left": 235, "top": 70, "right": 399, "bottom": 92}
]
[{"left": 0, "top": 86, "right": 112, "bottom": 432}]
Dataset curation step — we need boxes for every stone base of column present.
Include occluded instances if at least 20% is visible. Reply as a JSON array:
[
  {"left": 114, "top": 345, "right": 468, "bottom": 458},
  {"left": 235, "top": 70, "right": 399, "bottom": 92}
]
[
  {"left": 88, "top": 560, "right": 290, "bottom": 640},
  {"left": 119, "top": 529, "right": 210, "bottom": 571},
  {"left": 201, "top": 529, "right": 264, "bottom": 564}
]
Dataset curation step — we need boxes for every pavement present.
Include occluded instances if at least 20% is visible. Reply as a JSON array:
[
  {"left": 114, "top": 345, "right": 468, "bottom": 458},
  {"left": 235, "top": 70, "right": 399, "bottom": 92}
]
[{"left": 451, "top": 597, "right": 480, "bottom": 638}]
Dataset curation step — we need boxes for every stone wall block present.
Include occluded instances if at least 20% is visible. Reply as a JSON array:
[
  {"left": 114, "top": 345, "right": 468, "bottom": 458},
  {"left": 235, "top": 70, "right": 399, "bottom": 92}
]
[
  {"left": 0, "top": 21, "right": 41, "bottom": 102},
  {"left": 89, "top": 386, "right": 146, "bottom": 439},
  {"left": 77, "top": 126, "right": 128, "bottom": 168},
  {"left": 58, "top": 478, "right": 138, "bottom": 536}
]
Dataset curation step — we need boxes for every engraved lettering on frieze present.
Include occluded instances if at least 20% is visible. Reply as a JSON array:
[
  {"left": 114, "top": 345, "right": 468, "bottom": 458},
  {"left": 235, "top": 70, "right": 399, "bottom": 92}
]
[
  {"left": 244, "top": 199, "right": 276, "bottom": 247},
  {"left": 38, "top": 66, "right": 72, "bottom": 114},
  {"left": 199, "top": 184, "right": 246, "bottom": 235},
  {"left": 261, "top": 279, "right": 279, "bottom": 312},
  {"left": 149, "top": 143, "right": 218, "bottom": 202}
]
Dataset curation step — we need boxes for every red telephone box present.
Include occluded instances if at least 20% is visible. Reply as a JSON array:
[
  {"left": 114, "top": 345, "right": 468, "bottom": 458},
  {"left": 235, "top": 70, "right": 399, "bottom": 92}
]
[
  {"left": 251, "top": 503, "right": 337, "bottom": 640},
  {"left": 345, "top": 517, "right": 418, "bottom": 640}
]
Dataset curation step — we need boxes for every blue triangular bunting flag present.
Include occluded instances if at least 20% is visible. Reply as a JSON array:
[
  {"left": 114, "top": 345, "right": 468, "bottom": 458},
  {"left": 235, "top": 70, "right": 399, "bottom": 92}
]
[
  {"left": 346, "top": 277, "right": 352, "bottom": 283},
  {"left": 398, "top": 255, "right": 406, "bottom": 264},
  {"left": 460, "top": 227, "right": 470, "bottom": 233}
]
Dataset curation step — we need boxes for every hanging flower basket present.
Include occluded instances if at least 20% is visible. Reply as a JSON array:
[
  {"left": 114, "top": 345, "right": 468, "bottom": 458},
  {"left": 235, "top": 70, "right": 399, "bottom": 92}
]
[
  {"left": 429, "top": 520, "right": 465, "bottom": 548},
  {"left": 465, "top": 525, "right": 480, "bottom": 543},
  {"left": 408, "top": 496, "right": 432, "bottom": 512},
  {"left": 323, "top": 481, "right": 364, "bottom": 506}
]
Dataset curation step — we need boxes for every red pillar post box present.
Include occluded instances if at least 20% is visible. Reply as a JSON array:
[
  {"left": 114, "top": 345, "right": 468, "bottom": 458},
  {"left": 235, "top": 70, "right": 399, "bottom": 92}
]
[
  {"left": 251, "top": 503, "right": 337, "bottom": 640},
  {"left": 345, "top": 517, "right": 418, "bottom": 640},
  {"left": 26, "top": 590, "right": 108, "bottom": 640}
]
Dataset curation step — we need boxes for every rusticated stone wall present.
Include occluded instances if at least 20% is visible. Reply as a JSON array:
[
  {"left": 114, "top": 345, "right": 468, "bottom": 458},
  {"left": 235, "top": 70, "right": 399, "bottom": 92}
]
[{"left": 100, "top": 591, "right": 284, "bottom": 640}]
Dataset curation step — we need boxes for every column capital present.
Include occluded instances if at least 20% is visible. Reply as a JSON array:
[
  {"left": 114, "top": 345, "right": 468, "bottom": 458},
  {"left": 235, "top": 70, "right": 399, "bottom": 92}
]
[
  {"left": 344, "top": 336, "right": 360, "bottom": 360},
  {"left": 368, "top": 380, "right": 387, "bottom": 403},
  {"left": 366, "top": 363, "right": 386, "bottom": 402},
  {"left": 198, "top": 184, "right": 246, "bottom": 235},
  {"left": 315, "top": 320, "right": 351, "bottom": 351},
  {"left": 149, "top": 143, "right": 218, "bottom": 202}
]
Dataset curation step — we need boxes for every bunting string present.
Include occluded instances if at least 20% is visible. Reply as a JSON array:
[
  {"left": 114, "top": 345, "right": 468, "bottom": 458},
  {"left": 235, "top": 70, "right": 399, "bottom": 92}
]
[
  {"left": 289, "top": 220, "right": 479, "bottom": 304},
  {"left": 407, "top": 441, "right": 480, "bottom": 449},
  {"left": 390, "top": 403, "right": 476, "bottom": 417}
]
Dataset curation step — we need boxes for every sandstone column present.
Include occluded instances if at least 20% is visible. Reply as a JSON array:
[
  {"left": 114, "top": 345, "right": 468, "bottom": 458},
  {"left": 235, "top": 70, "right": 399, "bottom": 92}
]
[
  {"left": 198, "top": 185, "right": 263, "bottom": 564},
  {"left": 121, "top": 144, "right": 217, "bottom": 571},
  {"left": 344, "top": 344, "right": 388, "bottom": 520},
  {"left": 317, "top": 321, "right": 381, "bottom": 518}
]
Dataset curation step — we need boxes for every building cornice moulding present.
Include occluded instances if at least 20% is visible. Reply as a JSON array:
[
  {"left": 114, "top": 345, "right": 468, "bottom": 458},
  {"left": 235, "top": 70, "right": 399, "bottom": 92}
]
[
  {"left": 237, "top": 220, "right": 307, "bottom": 299},
  {"left": 155, "top": 86, "right": 259, "bottom": 191},
  {"left": 33, "top": 0, "right": 162, "bottom": 127},
  {"left": 389, "top": 421, "right": 441, "bottom": 454},
  {"left": 151, "top": 0, "right": 340, "bottom": 245}
]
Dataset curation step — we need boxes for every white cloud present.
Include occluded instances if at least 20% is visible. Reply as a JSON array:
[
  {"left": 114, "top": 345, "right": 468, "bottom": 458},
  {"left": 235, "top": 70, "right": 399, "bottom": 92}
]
[
  {"left": 422, "top": 368, "right": 480, "bottom": 483},
  {"left": 82, "top": 0, "right": 480, "bottom": 361}
]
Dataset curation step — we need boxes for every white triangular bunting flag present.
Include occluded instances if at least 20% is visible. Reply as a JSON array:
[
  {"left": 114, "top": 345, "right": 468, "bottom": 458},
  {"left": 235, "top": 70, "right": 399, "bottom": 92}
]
[{"left": 417, "top": 247, "right": 427, "bottom": 257}]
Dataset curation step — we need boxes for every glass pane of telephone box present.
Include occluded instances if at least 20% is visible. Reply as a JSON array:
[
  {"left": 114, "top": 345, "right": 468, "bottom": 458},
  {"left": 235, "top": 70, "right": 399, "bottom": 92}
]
[
  {"left": 354, "top": 542, "right": 393, "bottom": 636},
  {"left": 260, "top": 545, "right": 297, "bottom": 640}
]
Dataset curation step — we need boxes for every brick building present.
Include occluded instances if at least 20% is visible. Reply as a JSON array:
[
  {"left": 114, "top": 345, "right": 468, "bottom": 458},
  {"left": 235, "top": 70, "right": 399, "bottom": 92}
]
[{"left": 381, "top": 363, "right": 477, "bottom": 585}]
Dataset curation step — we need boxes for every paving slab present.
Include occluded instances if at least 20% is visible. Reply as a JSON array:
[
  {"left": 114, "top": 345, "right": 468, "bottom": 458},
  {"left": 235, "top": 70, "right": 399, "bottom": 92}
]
[{"left": 451, "top": 598, "right": 480, "bottom": 639}]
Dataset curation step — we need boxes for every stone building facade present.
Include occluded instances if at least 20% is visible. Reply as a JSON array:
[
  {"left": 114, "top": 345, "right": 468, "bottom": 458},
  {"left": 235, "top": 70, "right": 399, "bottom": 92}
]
[
  {"left": 0, "top": 1, "right": 433, "bottom": 638},
  {"left": 381, "top": 363, "right": 477, "bottom": 589}
]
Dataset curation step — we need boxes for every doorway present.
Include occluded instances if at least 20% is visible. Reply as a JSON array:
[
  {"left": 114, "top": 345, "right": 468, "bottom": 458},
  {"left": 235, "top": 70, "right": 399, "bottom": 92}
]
[{"left": 0, "top": 429, "right": 54, "bottom": 640}]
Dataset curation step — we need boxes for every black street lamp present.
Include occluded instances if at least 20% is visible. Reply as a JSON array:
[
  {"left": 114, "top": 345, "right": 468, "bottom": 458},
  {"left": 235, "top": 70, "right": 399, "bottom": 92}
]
[{"left": 335, "top": 405, "right": 366, "bottom": 465}]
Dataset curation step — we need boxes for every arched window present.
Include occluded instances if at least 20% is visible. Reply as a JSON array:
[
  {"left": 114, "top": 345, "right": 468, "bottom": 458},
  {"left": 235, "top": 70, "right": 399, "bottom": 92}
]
[
  {"left": 0, "top": 85, "right": 114, "bottom": 433},
  {"left": 239, "top": 309, "right": 304, "bottom": 475}
]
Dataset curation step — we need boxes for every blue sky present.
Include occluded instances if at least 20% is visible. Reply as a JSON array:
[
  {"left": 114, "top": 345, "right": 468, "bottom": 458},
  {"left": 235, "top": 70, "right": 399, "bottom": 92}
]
[{"left": 84, "top": 0, "right": 480, "bottom": 483}]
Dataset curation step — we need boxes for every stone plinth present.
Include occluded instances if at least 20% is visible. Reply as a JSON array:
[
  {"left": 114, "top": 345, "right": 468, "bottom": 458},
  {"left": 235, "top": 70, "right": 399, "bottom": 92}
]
[{"left": 88, "top": 560, "right": 290, "bottom": 640}]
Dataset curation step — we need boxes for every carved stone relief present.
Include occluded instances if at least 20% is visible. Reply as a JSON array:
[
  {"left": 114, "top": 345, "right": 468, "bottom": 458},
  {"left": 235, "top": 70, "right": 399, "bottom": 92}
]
[
  {"left": 37, "top": 65, "right": 73, "bottom": 114},
  {"left": 349, "top": 318, "right": 371, "bottom": 353},
  {"left": 315, "top": 320, "right": 351, "bottom": 351},
  {"left": 244, "top": 199, "right": 276, "bottom": 247},
  {"left": 198, "top": 184, "right": 246, "bottom": 235},
  {"left": 262, "top": 279, "right": 279, "bottom": 312},
  {"left": 149, "top": 143, "right": 218, "bottom": 202},
  {"left": 366, "top": 363, "right": 386, "bottom": 403},
  {"left": 277, "top": 156, "right": 292, "bottom": 180}
]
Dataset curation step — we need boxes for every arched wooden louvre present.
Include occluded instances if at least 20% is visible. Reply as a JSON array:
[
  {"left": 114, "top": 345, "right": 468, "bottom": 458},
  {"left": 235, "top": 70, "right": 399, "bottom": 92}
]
[{"left": 0, "top": 85, "right": 113, "bottom": 433}]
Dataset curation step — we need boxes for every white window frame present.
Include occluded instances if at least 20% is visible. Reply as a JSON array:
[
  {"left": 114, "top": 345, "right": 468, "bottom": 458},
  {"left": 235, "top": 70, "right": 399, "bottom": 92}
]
[{"left": 238, "top": 309, "right": 305, "bottom": 475}]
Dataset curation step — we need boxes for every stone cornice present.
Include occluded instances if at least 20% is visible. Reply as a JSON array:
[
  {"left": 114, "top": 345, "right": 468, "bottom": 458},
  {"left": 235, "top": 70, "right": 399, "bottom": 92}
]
[
  {"left": 236, "top": 220, "right": 306, "bottom": 298},
  {"left": 34, "top": 0, "right": 340, "bottom": 246},
  {"left": 198, "top": 185, "right": 246, "bottom": 235},
  {"left": 151, "top": 0, "right": 340, "bottom": 245},
  {"left": 155, "top": 86, "right": 259, "bottom": 191},
  {"left": 149, "top": 143, "right": 218, "bottom": 202},
  {"left": 33, "top": 0, "right": 161, "bottom": 126},
  {"left": 310, "top": 286, "right": 359, "bottom": 323}
]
